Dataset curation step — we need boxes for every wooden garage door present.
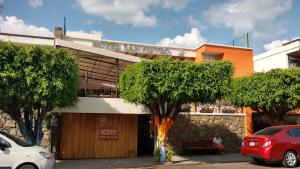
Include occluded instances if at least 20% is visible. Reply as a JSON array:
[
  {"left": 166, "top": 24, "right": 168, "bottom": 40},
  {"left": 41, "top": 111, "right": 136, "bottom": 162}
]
[{"left": 59, "top": 113, "right": 137, "bottom": 159}]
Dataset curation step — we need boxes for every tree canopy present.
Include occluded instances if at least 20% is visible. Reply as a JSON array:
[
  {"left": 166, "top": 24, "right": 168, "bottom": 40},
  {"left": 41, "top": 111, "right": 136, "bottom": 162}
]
[
  {"left": 0, "top": 41, "right": 80, "bottom": 144},
  {"left": 227, "top": 68, "right": 300, "bottom": 123},
  {"left": 119, "top": 57, "right": 234, "bottom": 142},
  {"left": 120, "top": 57, "right": 234, "bottom": 107}
]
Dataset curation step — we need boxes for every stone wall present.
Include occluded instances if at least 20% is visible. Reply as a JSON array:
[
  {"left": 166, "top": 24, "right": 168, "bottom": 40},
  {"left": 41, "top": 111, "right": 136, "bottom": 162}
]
[
  {"left": 168, "top": 113, "right": 245, "bottom": 154},
  {"left": 0, "top": 111, "right": 50, "bottom": 148}
]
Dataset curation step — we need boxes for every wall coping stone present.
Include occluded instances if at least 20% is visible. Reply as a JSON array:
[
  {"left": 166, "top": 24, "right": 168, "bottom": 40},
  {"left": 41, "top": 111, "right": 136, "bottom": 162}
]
[{"left": 179, "top": 112, "right": 245, "bottom": 116}]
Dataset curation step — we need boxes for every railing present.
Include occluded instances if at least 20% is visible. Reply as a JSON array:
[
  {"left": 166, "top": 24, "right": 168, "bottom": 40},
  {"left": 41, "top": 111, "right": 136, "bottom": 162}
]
[
  {"left": 79, "top": 88, "right": 119, "bottom": 98},
  {"left": 180, "top": 103, "right": 242, "bottom": 114}
]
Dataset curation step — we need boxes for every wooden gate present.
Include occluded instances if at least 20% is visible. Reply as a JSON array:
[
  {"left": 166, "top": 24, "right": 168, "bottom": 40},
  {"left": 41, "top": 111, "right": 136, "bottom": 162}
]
[{"left": 59, "top": 113, "right": 137, "bottom": 159}]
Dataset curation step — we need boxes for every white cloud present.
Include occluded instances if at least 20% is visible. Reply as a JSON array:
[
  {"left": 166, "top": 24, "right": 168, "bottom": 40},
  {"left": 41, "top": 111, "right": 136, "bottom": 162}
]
[
  {"left": 187, "top": 15, "right": 206, "bottom": 30},
  {"left": 158, "top": 28, "right": 206, "bottom": 48},
  {"left": 90, "top": 30, "right": 103, "bottom": 37},
  {"left": 0, "top": 16, "right": 52, "bottom": 37},
  {"left": 76, "top": 0, "right": 192, "bottom": 27},
  {"left": 187, "top": 15, "right": 199, "bottom": 28},
  {"left": 0, "top": 16, "right": 104, "bottom": 40},
  {"left": 162, "top": 0, "right": 193, "bottom": 11},
  {"left": 83, "top": 19, "right": 93, "bottom": 25},
  {"left": 66, "top": 30, "right": 102, "bottom": 40},
  {"left": 263, "top": 39, "right": 289, "bottom": 51},
  {"left": 263, "top": 37, "right": 300, "bottom": 51},
  {"left": 203, "top": 0, "right": 293, "bottom": 40},
  {"left": 28, "top": 0, "right": 43, "bottom": 8}
]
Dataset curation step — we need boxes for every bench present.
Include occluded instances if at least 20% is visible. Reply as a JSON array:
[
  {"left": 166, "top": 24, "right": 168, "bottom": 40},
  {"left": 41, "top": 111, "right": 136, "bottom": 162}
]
[{"left": 183, "top": 139, "right": 223, "bottom": 154}]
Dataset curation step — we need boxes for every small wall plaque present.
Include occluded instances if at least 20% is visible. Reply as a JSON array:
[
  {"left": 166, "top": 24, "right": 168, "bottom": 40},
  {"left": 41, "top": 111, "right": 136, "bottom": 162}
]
[{"left": 99, "top": 128, "right": 118, "bottom": 141}]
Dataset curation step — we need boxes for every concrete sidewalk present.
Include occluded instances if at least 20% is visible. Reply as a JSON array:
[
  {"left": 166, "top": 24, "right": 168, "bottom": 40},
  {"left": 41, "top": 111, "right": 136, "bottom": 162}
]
[{"left": 55, "top": 153, "right": 251, "bottom": 169}]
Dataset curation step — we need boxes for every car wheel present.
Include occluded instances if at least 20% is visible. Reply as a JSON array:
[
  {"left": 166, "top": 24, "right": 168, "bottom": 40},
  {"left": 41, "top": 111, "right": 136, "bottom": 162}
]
[
  {"left": 282, "top": 151, "right": 298, "bottom": 168},
  {"left": 17, "top": 164, "right": 37, "bottom": 169},
  {"left": 253, "top": 157, "right": 265, "bottom": 164}
]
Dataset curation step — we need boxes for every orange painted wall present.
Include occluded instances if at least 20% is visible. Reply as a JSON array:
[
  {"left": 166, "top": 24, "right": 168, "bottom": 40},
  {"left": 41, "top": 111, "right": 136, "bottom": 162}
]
[
  {"left": 195, "top": 44, "right": 254, "bottom": 135},
  {"left": 195, "top": 44, "right": 254, "bottom": 77}
]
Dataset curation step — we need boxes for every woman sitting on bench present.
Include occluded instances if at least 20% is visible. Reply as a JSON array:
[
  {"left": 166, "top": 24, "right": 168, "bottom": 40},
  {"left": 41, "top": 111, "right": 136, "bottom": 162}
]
[{"left": 213, "top": 133, "right": 224, "bottom": 154}]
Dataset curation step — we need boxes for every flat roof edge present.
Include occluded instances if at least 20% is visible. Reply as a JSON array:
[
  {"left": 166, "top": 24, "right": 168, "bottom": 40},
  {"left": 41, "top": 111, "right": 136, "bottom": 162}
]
[
  {"left": 0, "top": 32, "right": 54, "bottom": 40},
  {"left": 99, "top": 38, "right": 195, "bottom": 51},
  {"left": 55, "top": 39, "right": 144, "bottom": 63},
  {"left": 195, "top": 43, "right": 253, "bottom": 51}
]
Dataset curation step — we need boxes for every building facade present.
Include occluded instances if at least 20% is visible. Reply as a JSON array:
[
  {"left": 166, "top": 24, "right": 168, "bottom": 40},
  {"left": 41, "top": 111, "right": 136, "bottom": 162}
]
[
  {"left": 0, "top": 28, "right": 254, "bottom": 159},
  {"left": 254, "top": 39, "right": 300, "bottom": 72}
]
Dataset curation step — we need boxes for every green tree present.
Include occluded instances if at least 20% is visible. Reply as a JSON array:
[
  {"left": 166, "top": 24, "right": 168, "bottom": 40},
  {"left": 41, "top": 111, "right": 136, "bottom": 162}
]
[
  {"left": 0, "top": 41, "right": 80, "bottom": 145},
  {"left": 119, "top": 57, "right": 233, "bottom": 145},
  {"left": 227, "top": 68, "right": 300, "bottom": 125}
]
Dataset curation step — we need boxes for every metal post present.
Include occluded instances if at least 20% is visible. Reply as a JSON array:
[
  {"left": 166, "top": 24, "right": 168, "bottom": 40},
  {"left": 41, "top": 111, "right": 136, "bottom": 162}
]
[
  {"left": 85, "top": 69, "right": 88, "bottom": 96},
  {"left": 115, "top": 59, "right": 119, "bottom": 97},
  {"left": 246, "top": 33, "right": 249, "bottom": 48},
  {"left": 63, "top": 16, "right": 66, "bottom": 36}
]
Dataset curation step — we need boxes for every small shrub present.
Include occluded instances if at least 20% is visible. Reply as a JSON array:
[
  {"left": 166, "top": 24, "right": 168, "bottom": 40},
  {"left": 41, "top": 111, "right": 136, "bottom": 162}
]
[
  {"left": 153, "top": 147, "right": 174, "bottom": 162},
  {"left": 166, "top": 148, "right": 174, "bottom": 162},
  {"left": 154, "top": 148, "right": 161, "bottom": 162}
]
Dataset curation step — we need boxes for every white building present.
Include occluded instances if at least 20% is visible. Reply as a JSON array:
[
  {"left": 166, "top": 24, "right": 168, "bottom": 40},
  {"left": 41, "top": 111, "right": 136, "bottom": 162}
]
[{"left": 254, "top": 39, "right": 300, "bottom": 72}]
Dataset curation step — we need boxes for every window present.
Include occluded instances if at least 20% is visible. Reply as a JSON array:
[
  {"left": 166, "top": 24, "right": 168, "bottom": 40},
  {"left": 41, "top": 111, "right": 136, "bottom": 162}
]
[
  {"left": 0, "top": 132, "right": 33, "bottom": 147},
  {"left": 254, "top": 127, "right": 282, "bottom": 136},
  {"left": 204, "top": 54, "right": 221, "bottom": 62},
  {"left": 287, "top": 130, "right": 294, "bottom": 137},
  {"left": 288, "top": 54, "right": 300, "bottom": 68},
  {"left": 0, "top": 137, "right": 11, "bottom": 148},
  {"left": 292, "top": 128, "right": 300, "bottom": 137}
]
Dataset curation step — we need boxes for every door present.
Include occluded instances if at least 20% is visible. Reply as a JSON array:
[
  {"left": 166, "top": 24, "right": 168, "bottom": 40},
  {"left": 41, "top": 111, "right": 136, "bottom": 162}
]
[
  {"left": 59, "top": 113, "right": 96, "bottom": 159},
  {"left": 94, "top": 114, "right": 137, "bottom": 158},
  {"left": 137, "top": 115, "right": 154, "bottom": 155},
  {"left": 0, "top": 136, "right": 12, "bottom": 168},
  {"left": 59, "top": 113, "right": 137, "bottom": 159}
]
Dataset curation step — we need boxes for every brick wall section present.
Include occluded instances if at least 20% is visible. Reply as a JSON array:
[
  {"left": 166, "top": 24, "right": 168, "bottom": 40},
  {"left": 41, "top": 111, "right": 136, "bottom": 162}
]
[
  {"left": 167, "top": 114, "right": 245, "bottom": 154},
  {"left": 0, "top": 111, "right": 50, "bottom": 148}
]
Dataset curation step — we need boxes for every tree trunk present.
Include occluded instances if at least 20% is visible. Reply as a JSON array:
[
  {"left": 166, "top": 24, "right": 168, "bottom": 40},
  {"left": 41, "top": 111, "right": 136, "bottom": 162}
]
[
  {"left": 147, "top": 102, "right": 179, "bottom": 149},
  {"left": 268, "top": 107, "right": 285, "bottom": 126},
  {"left": 268, "top": 116, "right": 284, "bottom": 126},
  {"left": 35, "top": 117, "right": 44, "bottom": 145},
  {"left": 154, "top": 115, "right": 173, "bottom": 148},
  {"left": 15, "top": 117, "right": 34, "bottom": 144},
  {"left": 7, "top": 110, "right": 44, "bottom": 145}
]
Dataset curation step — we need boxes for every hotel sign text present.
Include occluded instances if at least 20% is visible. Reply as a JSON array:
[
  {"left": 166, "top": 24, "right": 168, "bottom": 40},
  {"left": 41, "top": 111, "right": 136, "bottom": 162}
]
[
  {"left": 93, "top": 41, "right": 192, "bottom": 57},
  {"left": 99, "top": 128, "right": 118, "bottom": 141}
]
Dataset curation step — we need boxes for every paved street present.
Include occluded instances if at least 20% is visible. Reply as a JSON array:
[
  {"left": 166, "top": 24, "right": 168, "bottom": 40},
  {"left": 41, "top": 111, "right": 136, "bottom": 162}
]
[
  {"left": 55, "top": 153, "right": 250, "bottom": 169},
  {"left": 55, "top": 154, "right": 290, "bottom": 169},
  {"left": 154, "top": 162, "right": 287, "bottom": 169}
]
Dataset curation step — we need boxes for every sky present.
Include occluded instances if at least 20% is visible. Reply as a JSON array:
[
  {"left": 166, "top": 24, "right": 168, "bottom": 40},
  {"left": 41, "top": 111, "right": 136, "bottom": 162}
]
[{"left": 0, "top": 0, "right": 299, "bottom": 54}]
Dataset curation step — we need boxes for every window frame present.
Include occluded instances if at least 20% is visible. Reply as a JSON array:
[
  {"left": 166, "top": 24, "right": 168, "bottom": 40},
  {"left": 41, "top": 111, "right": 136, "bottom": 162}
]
[{"left": 0, "top": 136, "right": 12, "bottom": 148}]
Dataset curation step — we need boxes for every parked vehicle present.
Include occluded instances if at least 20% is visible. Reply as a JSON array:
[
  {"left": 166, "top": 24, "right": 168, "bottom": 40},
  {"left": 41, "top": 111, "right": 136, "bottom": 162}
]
[
  {"left": 0, "top": 131, "right": 54, "bottom": 169},
  {"left": 241, "top": 125, "right": 300, "bottom": 168}
]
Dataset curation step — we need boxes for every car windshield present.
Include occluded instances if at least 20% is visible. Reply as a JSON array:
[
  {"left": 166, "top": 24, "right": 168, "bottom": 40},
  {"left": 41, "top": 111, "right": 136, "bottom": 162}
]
[
  {"left": 254, "top": 127, "right": 282, "bottom": 136},
  {"left": 0, "top": 132, "right": 34, "bottom": 147}
]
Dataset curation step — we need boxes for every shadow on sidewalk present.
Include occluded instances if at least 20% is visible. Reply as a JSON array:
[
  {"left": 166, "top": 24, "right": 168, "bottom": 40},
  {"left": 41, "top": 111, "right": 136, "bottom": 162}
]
[{"left": 55, "top": 153, "right": 251, "bottom": 169}]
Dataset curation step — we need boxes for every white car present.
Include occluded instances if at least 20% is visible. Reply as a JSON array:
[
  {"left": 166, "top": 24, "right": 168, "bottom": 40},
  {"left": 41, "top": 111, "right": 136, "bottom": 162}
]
[{"left": 0, "top": 131, "right": 55, "bottom": 169}]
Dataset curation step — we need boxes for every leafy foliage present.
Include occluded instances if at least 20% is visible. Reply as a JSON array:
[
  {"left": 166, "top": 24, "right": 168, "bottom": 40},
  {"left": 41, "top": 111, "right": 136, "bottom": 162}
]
[
  {"left": 120, "top": 57, "right": 233, "bottom": 144},
  {"left": 120, "top": 57, "right": 233, "bottom": 108},
  {"left": 166, "top": 148, "right": 174, "bottom": 162},
  {"left": 153, "top": 147, "right": 174, "bottom": 162},
  {"left": 154, "top": 148, "right": 161, "bottom": 162},
  {"left": 0, "top": 41, "right": 80, "bottom": 144},
  {"left": 227, "top": 68, "right": 300, "bottom": 123},
  {"left": 120, "top": 56, "right": 234, "bottom": 153}
]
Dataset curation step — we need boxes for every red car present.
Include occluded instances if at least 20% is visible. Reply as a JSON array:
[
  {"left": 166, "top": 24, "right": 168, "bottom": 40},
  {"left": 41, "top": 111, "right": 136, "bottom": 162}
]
[{"left": 241, "top": 125, "right": 300, "bottom": 168}]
